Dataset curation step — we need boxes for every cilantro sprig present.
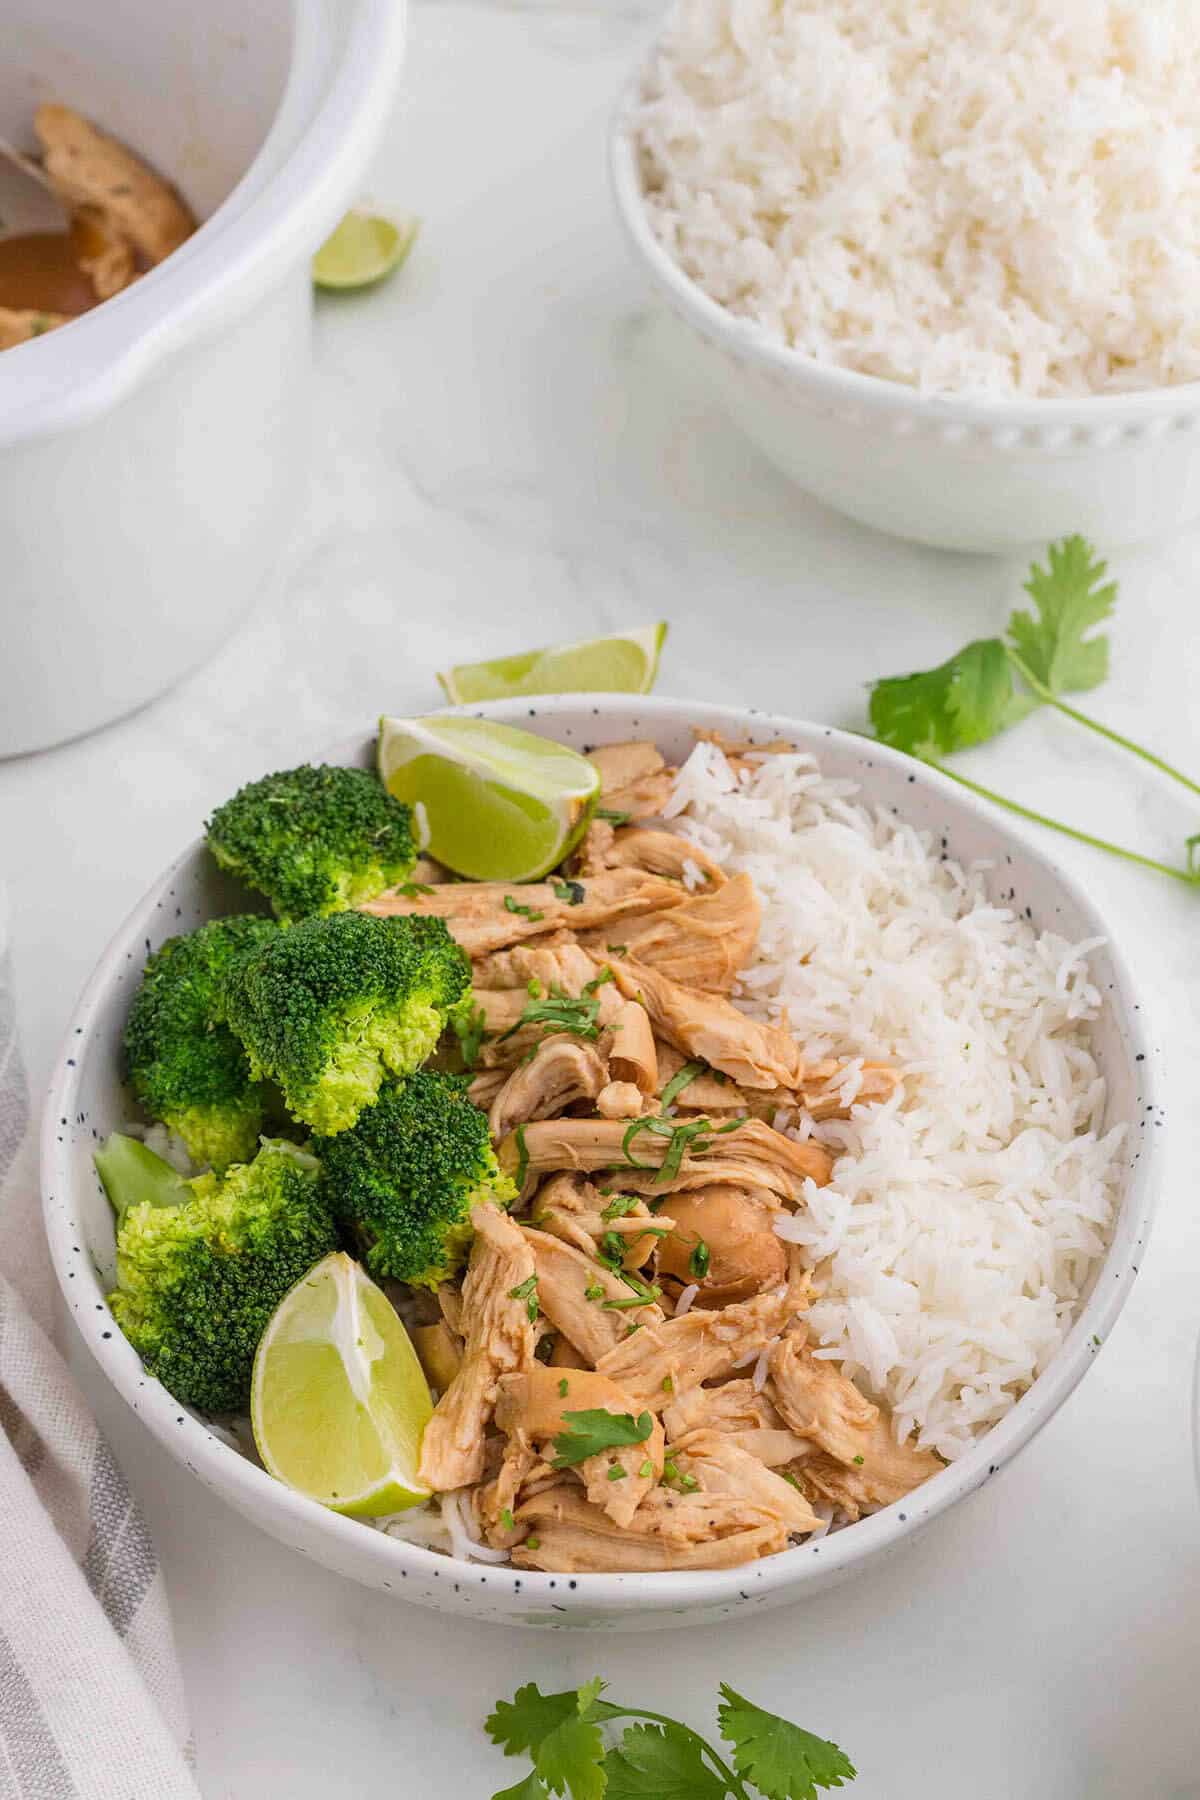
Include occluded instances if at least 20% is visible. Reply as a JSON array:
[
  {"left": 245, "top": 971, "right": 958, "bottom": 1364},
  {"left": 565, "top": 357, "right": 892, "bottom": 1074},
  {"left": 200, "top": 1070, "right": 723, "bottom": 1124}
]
[
  {"left": 485, "top": 1677, "right": 855, "bottom": 1799},
  {"left": 869, "top": 537, "right": 1200, "bottom": 885}
]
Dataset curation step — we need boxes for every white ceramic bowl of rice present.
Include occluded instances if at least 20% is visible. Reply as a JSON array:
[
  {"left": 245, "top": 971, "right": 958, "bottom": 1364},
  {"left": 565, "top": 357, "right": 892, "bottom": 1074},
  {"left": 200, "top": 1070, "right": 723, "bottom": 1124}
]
[
  {"left": 611, "top": 0, "right": 1200, "bottom": 552},
  {"left": 41, "top": 697, "right": 1159, "bottom": 1629}
]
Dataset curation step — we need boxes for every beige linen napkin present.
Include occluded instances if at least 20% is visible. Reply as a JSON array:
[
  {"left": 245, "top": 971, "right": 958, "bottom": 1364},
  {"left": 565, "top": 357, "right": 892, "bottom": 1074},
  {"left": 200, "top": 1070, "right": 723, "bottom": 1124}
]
[{"left": 0, "top": 918, "right": 200, "bottom": 1798}]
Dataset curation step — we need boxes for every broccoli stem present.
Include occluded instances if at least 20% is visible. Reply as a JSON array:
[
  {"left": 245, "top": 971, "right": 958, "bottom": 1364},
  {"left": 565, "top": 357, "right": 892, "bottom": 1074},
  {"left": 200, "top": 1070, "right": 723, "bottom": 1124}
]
[{"left": 95, "top": 1134, "right": 187, "bottom": 1221}]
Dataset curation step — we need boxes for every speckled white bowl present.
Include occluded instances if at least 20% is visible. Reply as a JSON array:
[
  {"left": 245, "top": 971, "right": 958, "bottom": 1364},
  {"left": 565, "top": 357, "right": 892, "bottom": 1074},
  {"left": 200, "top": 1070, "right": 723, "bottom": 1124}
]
[
  {"left": 41, "top": 698, "right": 1160, "bottom": 1629},
  {"left": 609, "top": 90, "right": 1200, "bottom": 554}
]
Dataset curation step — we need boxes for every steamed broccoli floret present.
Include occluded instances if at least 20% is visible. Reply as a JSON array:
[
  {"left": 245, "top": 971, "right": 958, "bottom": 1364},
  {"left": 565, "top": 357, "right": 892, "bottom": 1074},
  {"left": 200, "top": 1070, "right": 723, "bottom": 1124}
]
[
  {"left": 315, "top": 1073, "right": 517, "bottom": 1289},
  {"left": 123, "top": 916, "right": 280, "bottom": 1170},
  {"left": 206, "top": 763, "right": 417, "bottom": 923},
  {"left": 220, "top": 910, "right": 470, "bottom": 1136},
  {"left": 99, "top": 1134, "right": 338, "bottom": 1413}
]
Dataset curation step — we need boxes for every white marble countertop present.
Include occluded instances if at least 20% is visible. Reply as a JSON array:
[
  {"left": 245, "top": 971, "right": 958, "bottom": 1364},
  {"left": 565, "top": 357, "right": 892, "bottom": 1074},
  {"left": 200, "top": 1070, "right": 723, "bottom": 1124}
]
[{"left": 5, "top": 5, "right": 1200, "bottom": 1795}]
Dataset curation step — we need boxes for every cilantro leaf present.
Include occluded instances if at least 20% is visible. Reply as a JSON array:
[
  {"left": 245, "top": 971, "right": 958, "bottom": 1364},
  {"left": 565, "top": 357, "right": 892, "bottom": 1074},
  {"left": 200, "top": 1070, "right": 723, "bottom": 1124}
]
[
  {"left": 1008, "top": 535, "right": 1113, "bottom": 694},
  {"left": 944, "top": 638, "right": 1032, "bottom": 746},
  {"left": 535, "top": 1685, "right": 609, "bottom": 1800},
  {"left": 494, "top": 1775, "right": 551, "bottom": 1800},
  {"left": 718, "top": 1686, "right": 856, "bottom": 1799},
  {"left": 487, "top": 1685, "right": 581, "bottom": 1758},
  {"left": 552, "top": 1409, "right": 653, "bottom": 1468},
  {"left": 868, "top": 638, "right": 1026, "bottom": 757},
  {"left": 603, "top": 1724, "right": 727, "bottom": 1800}
]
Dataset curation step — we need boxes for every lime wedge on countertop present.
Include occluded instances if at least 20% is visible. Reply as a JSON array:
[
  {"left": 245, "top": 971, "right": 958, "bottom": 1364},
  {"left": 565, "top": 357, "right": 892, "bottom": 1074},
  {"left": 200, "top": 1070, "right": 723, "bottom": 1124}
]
[
  {"left": 251, "top": 1253, "right": 432, "bottom": 1517},
  {"left": 377, "top": 714, "right": 600, "bottom": 882},
  {"left": 437, "top": 624, "right": 668, "bottom": 705},
  {"left": 313, "top": 211, "right": 419, "bottom": 290}
]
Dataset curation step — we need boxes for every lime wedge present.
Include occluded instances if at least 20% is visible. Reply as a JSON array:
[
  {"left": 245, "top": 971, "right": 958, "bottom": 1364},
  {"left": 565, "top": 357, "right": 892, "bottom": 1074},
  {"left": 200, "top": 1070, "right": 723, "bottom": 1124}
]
[
  {"left": 251, "top": 1252, "right": 432, "bottom": 1517},
  {"left": 313, "top": 210, "right": 419, "bottom": 291},
  {"left": 378, "top": 714, "right": 600, "bottom": 882},
  {"left": 437, "top": 624, "right": 668, "bottom": 705}
]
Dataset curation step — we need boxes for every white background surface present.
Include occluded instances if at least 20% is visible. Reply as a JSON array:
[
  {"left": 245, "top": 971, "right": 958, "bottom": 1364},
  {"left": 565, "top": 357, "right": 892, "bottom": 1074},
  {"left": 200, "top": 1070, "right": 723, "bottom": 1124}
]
[{"left": 4, "top": 5, "right": 1200, "bottom": 1795}]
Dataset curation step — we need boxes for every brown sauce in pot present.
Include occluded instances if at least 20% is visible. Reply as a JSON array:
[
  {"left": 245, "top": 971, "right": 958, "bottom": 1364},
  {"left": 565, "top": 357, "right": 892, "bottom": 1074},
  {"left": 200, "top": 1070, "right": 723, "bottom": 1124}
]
[{"left": 0, "top": 227, "right": 99, "bottom": 317}]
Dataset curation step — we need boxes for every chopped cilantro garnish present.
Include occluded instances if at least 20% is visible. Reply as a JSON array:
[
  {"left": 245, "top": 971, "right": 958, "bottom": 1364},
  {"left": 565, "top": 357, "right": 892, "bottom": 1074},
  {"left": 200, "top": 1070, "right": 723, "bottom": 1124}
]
[
  {"left": 620, "top": 1113, "right": 735, "bottom": 1184},
  {"left": 552, "top": 1409, "right": 653, "bottom": 1468},
  {"left": 689, "top": 1238, "right": 711, "bottom": 1280},
  {"left": 550, "top": 878, "right": 585, "bottom": 905},
  {"left": 598, "top": 1231, "right": 625, "bottom": 1268},
  {"left": 558, "top": 1377, "right": 569, "bottom": 1398},
  {"left": 601, "top": 1193, "right": 641, "bottom": 1220},
  {"left": 660, "top": 1059, "right": 706, "bottom": 1108},
  {"left": 501, "top": 982, "right": 603, "bottom": 1044},
  {"left": 509, "top": 1274, "right": 539, "bottom": 1322},
  {"left": 607, "top": 1464, "right": 628, "bottom": 1482},
  {"left": 504, "top": 894, "right": 546, "bottom": 921}
]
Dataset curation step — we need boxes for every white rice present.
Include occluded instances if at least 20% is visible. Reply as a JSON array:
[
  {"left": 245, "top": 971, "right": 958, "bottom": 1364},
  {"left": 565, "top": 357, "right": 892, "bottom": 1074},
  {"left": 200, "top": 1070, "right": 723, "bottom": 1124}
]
[
  {"left": 667, "top": 742, "right": 1125, "bottom": 1462},
  {"left": 635, "top": 0, "right": 1200, "bottom": 397}
]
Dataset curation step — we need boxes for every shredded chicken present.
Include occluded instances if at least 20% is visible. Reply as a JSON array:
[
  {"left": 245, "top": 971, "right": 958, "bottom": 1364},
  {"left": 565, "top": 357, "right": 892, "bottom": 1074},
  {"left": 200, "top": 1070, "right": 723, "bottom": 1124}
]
[
  {"left": 581, "top": 873, "right": 760, "bottom": 995},
  {"left": 603, "top": 828, "right": 727, "bottom": 889},
  {"left": 361, "top": 868, "right": 685, "bottom": 955},
  {"left": 488, "top": 1038, "right": 607, "bottom": 1140},
  {"left": 793, "top": 1415, "right": 943, "bottom": 1519},
  {"left": 609, "top": 958, "right": 806, "bottom": 1090},
  {"left": 523, "top": 1227, "right": 664, "bottom": 1363},
  {"left": 599, "top": 999, "right": 657, "bottom": 1094},
  {"left": 417, "top": 1207, "right": 535, "bottom": 1491},
  {"left": 673, "top": 1430, "right": 821, "bottom": 1534},
  {"left": 587, "top": 742, "right": 677, "bottom": 819},
  {"left": 35, "top": 104, "right": 195, "bottom": 267},
  {"left": 532, "top": 1173, "right": 672, "bottom": 1270},
  {"left": 495, "top": 1367, "right": 664, "bottom": 1528},
  {"left": 768, "top": 1334, "right": 878, "bottom": 1466},
  {"left": 512, "top": 1484, "right": 796, "bottom": 1571},
  {"left": 595, "top": 1284, "right": 799, "bottom": 1410},
  {"left": 497, "top": 1114, "right": 832, "bottom": 1199}
]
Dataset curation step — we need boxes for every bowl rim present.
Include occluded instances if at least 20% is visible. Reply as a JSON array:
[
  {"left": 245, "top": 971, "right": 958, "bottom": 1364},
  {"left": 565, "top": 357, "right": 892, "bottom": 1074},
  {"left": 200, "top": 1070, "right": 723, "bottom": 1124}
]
[
  {"left": 40, "top": 696, "right": 1161, "bottom": 1619},
  {"left": 608, "top": 70, "right": 1200, "bottom": 429}
]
